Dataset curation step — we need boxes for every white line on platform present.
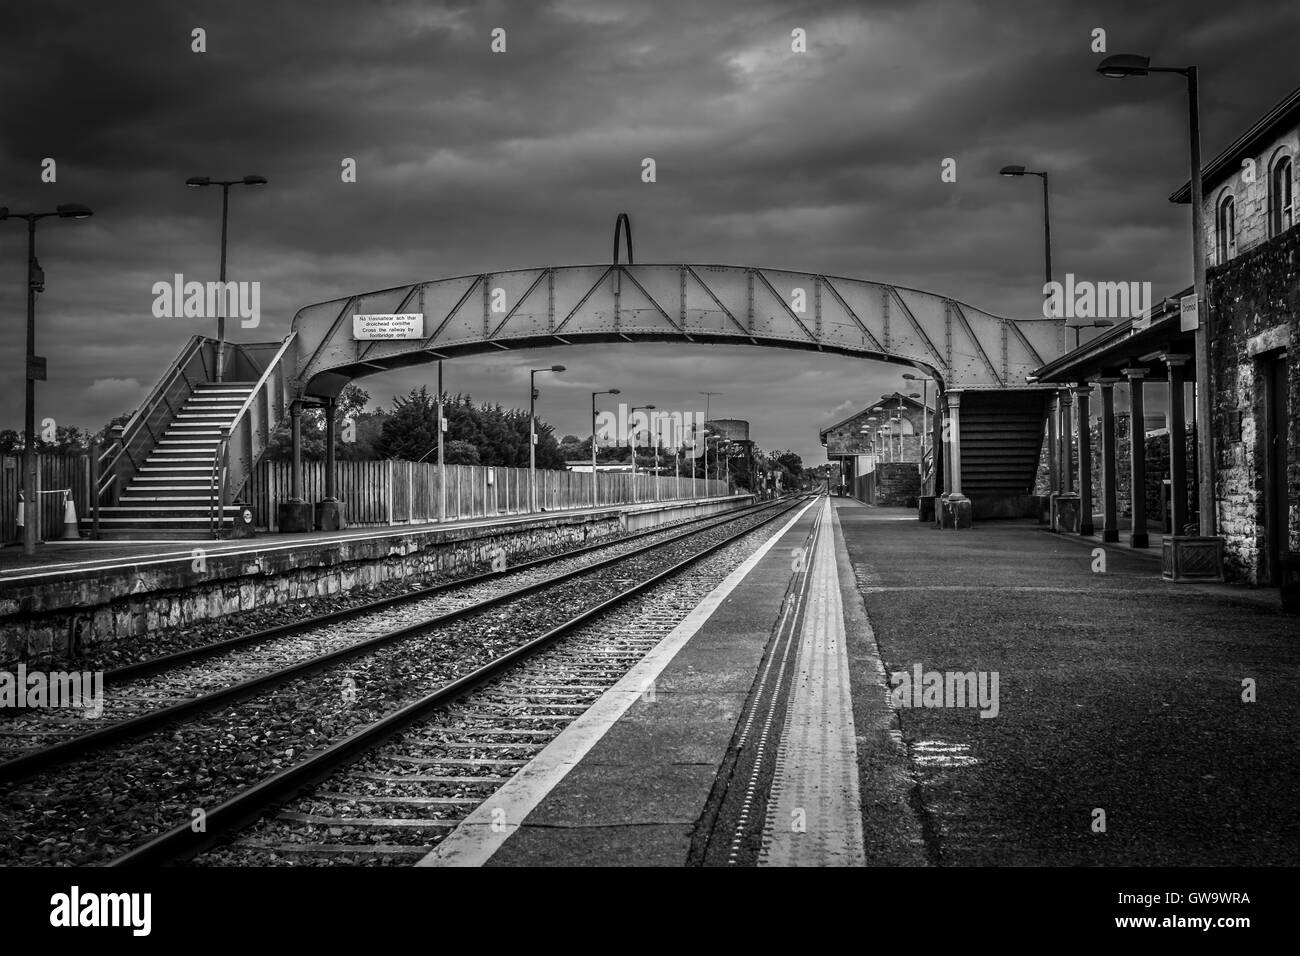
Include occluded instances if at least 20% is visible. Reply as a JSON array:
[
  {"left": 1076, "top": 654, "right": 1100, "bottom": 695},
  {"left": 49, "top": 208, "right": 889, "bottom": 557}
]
[
  {"left": 416, "top": 495, "right": 820, "bottom": 868},
  {"left": 759, "top": 497, "right": 867, "bottom": 867}
]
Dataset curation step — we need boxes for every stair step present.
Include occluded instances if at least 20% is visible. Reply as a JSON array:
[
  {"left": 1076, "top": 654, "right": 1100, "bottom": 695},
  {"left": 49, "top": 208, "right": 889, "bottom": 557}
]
[{"left": 117, "top": 496, "right": 222, "bottom": 503}]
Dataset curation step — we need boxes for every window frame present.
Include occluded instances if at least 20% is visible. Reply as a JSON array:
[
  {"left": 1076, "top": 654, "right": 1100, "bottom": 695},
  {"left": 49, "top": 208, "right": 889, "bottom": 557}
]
[{"left": 1269, "top": 153, "right": 1294, "bottom": 238}]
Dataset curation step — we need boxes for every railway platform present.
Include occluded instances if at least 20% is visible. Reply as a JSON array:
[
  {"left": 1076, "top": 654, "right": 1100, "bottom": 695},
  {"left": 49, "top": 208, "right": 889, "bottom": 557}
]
[
  {"left": 0, "top": 495, "right": 753, "bottom": 665},
  {"left": 421, "top": 497, "right": 1300, "bottom": 867}
]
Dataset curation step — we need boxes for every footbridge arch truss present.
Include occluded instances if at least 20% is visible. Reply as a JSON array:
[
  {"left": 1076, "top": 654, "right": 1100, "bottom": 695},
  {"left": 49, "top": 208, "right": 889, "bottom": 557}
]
[{"left": 288, "top": 264, "right": 1061, "bottom": 399}]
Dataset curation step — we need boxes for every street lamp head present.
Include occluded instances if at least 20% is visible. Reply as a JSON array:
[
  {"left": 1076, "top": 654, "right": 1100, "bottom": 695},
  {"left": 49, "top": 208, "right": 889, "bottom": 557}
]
[
  {"left": 1097, "top": 53, "right": 1151, "bottom": 78},
  {"left": 608, "top": 388, "right": 621, "bottom": 395},
  {"left": 186, "top": 176, "right": 211, "bottom": 187},
  {"left": 999, "top": 165, "right": 1027, "bottom": 177},
  {"left": 550, "top": 364, "right": 566, "bottom": 372},
  {"left": 242, "top": 175, "right": 268, "bottom": 186},
  {"left": 56, "top": 204, "right": 93, "bottom": 219}
]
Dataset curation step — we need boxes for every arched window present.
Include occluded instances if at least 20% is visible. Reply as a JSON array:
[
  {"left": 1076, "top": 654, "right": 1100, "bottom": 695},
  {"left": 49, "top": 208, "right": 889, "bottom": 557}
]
[
  {"left": 1271, "top": 155, "right": 1294, "bottom": 237},
  {"left": 1216, "top": 194, "right": 1237, "bottom": 263}
]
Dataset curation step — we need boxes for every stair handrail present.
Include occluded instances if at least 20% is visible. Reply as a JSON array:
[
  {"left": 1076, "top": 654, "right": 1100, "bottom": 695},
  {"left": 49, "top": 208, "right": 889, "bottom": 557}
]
[
  {"left": 98, "top": 335, "right": 214, "bottom": 507},
  {"left": 209, "top": 426, "right": 230, "bottom": 538},
  {"left": 219, "top": 332, "right": 298, "bottom": 504}
]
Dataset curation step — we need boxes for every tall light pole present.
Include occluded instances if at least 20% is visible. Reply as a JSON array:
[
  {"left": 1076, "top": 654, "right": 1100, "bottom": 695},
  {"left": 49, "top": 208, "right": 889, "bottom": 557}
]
[
  {"left": 437, "top": 361, "right": 446, "bottom": 521},
  {"left": 529, "top": 365, "right": 565, "bottom": 512},
  {"left": 591, "top": 388, "right": 620, "bottom": 507},
  {"left": 881, "top": 394, "right": 904, "bottom": 462},
  {"left": 1, "top": 203, "right": 94, "bottom": 556},
  {"left": 705, "top": 435, "right": 721, "bottom": 496},
  {"left": 999, "top": 163, "right": 1057, "bottom": 345},
  {"left": 902, "top": 373, "right": 930, "bottom": 457},
  {"left": 629, "top": 404, "right": 655, "bottom": 503},
  {"left": 1097, "top": 53, "right": 1214, "bottom": 538},
  {"left": 185, "top": 175, "right": 267, "bottom": 382},
  {"left": 699, "top": 391, "right": 721, "bottom": 482}
]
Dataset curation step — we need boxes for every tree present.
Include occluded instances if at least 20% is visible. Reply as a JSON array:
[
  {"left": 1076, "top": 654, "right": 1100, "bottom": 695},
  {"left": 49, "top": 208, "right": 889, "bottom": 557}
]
[
  {"left": 374, "top": 387, "right": 567, "bottom": 468},
  {"left": 774, "top": 450, "right": 803, "bottom": 476},
  {"left": 443, "top": 440, "right": 480, "bottom": 465},
  {"left": 264, "top": 384, "right": 374, "bottom": 461}
]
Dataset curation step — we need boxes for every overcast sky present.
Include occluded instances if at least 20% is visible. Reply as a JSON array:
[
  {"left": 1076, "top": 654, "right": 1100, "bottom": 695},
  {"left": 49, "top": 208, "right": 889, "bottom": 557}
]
[{"left": 2, "top": 0, "right": 1297, "bottom": 462}]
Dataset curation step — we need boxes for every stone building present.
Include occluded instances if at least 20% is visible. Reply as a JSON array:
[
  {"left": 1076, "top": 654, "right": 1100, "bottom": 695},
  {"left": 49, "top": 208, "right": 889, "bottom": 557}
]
[
  {"left": 1034, "top": 83, "right": 1298, "bottom": 596},
  {"left": 818, "top": 393, "right": 930, "bottom": 504}
]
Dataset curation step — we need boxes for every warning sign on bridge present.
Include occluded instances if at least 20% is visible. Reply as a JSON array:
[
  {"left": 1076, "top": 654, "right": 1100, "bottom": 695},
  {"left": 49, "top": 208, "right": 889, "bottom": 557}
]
[{"left": 352, "top": 313, "right": 424, "bottom": 340}]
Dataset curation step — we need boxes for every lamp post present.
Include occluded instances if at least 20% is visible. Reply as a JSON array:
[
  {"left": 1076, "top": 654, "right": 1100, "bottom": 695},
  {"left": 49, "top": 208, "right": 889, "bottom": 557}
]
[
  {"left": 185, "top": 175, "right": 268, "bottom": 383},
  {"left": 529, "top": 365, "right": 565, "bottom": 512},
  {"left": 629, "top": 404, "right": 655, "bottom": 503},
  {"left": 902, "top": 373, "right": 930, "bottom": 457},
  {"left": 705, "top": 434, "right": 720, "bottom": 496},
  {"left": 1097, "top": 53, "right": 1214, "bottom": 539},
  {"left": 999, "top": 163, "right": 1058, "bottom": 345},
  {"left": 591, "top": 388, "right": 620, "bottom": 507},
  {"left": 699, "top": 390, "right": 721, "bottom": 485},
  {"left": 0, "top": 203, "right": 94, "bottom": 556},
  {"left": 880, "top": 394, "right": 904, "bottom": 462}
]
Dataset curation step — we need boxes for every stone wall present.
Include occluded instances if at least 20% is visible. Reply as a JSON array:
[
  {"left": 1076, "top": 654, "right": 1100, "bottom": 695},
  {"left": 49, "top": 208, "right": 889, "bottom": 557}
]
[
  {"left": 0, "top": 497, "right": 752, "bottom": 667},
  {"left": 875, "top": 462, "right": 922, "bottom": 506},
  {"left": 1085, "top": 417, "right": 1197, "bottom": 528},
  {"left": 1207, "top": 222, "right": 1300, "bottom": 584}
]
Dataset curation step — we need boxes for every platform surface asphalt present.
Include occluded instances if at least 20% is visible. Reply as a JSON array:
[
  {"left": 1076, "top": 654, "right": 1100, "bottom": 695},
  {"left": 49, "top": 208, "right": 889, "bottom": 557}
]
[{"left": 443, "top": 495, "right": 1297, "bottom": 867}]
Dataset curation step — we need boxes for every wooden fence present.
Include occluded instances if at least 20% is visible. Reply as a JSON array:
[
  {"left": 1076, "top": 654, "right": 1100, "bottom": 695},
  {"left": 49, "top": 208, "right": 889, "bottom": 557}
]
[
  {"left": 1, "top": 453, "right": 92, "bottom": 544},
  {"left": 247, "top": 460, "right": 730, "bottom": 531}
]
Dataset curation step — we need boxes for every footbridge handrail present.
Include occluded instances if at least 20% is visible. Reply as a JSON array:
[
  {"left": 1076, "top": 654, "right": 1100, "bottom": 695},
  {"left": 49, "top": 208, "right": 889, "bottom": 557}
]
[
  {"left": 219, "top": 332, "right": 298, "bottom": 509},
  {"left": 98, "top": 335, "right": 214, "bottom": 507}
]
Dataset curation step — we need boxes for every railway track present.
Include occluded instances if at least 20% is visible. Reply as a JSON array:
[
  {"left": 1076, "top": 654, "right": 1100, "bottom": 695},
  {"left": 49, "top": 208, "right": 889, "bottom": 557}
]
[
  {"left": 0, "top": 499, "right": 777, "bottom": 778},
  {"left": 0, "top": 496, "right": 806, "bottom": 866}
]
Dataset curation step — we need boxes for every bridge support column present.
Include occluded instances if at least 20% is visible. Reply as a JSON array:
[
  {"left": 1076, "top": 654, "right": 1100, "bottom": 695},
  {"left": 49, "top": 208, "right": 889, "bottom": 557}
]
[
  {"left": 1123, "top": 368, "right": 1148, "bottom": 548},
  {"left": 937, "top": 393, "right": 971, "bottom": 529},
  {"left": 277, "top": 400, "right": 313, "bottom": 533},
  {"left": 1050, "top": 388, "right": 1080, "bottom": 533},
  {"left": 1047, "top": 394, "right": 1060, "bottom": 493},
  {"left": 315, "top": 396, "right": 347, "bottom": 531},
  {"left": 1074, "top": 384, "right": 1094, "bottom": 536},
  {"left": 1098, "top": 378, "right": 1120, "bottom": 543},
  {"left": 1059, "top": 389, "right": 1074, "bottom": 495}
]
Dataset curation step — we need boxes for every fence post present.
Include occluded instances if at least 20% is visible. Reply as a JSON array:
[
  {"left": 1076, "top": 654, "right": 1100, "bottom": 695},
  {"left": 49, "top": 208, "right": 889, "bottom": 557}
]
[
  {"left": 408, "top": 460, "right": 414, "bottom": 523},
  {"left": 386, "top": 460, "right": 394, "bottom": 526},
  {"left": 89, "top": 441, "right": 101, "bottom": 540}
]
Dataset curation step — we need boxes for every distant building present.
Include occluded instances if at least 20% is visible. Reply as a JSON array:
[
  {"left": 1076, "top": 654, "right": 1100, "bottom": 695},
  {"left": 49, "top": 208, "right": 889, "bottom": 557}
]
[{"left": 818, "top": 393, "right": 930, "bottom": 503}]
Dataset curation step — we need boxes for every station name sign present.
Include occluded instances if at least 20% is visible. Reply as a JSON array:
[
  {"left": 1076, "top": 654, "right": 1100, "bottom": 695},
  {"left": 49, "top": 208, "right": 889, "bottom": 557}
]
[{"left": 352, "top": 313, "right": 424, "bottom": 340}]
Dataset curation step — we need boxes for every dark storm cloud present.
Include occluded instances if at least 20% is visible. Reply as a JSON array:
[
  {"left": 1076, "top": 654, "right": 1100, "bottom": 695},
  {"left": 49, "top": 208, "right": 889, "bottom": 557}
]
[{"left": 2, "top": 0, "right": 1297, "bottom": 461}]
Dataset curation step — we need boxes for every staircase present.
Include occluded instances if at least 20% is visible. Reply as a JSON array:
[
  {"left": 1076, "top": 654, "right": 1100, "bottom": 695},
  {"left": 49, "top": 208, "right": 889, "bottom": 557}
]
[
  {"left": 92, "top": 383, "right": 253, "bottom": 539},
  {"left": 956, "top": 390, "right": 1051, "bottom": 513}
]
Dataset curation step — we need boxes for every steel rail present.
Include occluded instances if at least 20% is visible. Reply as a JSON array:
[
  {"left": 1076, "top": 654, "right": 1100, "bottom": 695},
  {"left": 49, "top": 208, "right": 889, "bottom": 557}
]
[
  {"left": 0, "top": 497, "right": 789, "bottom": 785},
  {"left": 110, "top": 495, "right": 807, "bottom": 865}
]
